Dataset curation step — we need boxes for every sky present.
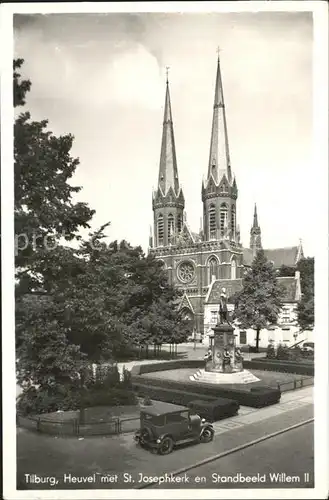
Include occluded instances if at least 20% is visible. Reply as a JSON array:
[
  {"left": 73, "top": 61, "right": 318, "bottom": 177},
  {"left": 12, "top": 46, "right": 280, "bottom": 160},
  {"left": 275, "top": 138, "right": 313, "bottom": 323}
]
[{"left": 14, "top": 11, "right": 314, "bottom": 256}]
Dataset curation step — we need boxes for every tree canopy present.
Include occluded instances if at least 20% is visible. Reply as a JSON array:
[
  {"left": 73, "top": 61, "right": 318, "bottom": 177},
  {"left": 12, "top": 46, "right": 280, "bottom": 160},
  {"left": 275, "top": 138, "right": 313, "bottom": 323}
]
[
  {"left": 233, "top": 249, "right": 282, "bottom": 350},
  {"left": 14, "top": 58, "right": 95, "bottom": 294},
  {"left": 297, "top": 257, "right": 314, "bottom": 331}
]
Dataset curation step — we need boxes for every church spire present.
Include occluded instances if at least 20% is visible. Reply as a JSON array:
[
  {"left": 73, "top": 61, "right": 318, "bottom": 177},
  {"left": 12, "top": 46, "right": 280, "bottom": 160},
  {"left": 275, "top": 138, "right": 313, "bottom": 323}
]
[
  {"left": 253, "top": 203, "right": 259, "bottom": 228},
  {"left": 207, "top": 52, "right": 232, "bottom": 185},
  {"left": 250, "top": 203, "right": 262, "bottom": 252},
  {"left": 152, "top": 70, "right": 184, "bottom": 248},
  {"left": 158, "top": 72, "right": 180, "bottom": 196}
]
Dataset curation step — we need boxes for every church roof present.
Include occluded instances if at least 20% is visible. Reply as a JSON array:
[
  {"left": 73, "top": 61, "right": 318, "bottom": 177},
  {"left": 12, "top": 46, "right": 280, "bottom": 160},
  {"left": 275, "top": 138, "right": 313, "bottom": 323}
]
[
  {"left": 243, "top": 246, "right": 301, "bottom": 268},
  {"left": 191, "top": 231, "right": 202, "bottom": 242},
  {"left": 206, "top": 279, "right": 243, "bottom": 304}
]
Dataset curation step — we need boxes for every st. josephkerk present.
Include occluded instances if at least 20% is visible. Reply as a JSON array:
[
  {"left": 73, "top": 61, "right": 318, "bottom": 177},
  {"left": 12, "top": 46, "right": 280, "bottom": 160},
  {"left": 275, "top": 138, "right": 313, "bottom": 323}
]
[{"left": 148, "top": 54, "right": 304, "bottom": 341}]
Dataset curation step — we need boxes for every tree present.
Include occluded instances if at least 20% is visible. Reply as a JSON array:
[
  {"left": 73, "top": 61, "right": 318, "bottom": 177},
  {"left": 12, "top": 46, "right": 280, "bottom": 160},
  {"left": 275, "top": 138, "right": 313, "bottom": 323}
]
[
  {"left": 14, "top": 59, "right": 95, "bottom": 294},
  {"left": 297, "top": 257, "right": 314, "bottom": 331},
  {"left": 277, "top": 265, "right": 296, "bottom": 277},
  {"left": 233, "top": 249, "right": 283, "bottom": 352}
]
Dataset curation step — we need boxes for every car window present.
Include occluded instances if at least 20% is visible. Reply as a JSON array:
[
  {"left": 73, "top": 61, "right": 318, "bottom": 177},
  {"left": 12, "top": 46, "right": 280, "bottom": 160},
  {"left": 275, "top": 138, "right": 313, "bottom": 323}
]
[
  {"left": 141, "top": 413, "right": 164, "bottom": 426},
  {"left": 166, "top": 412, "right": 189, "bottom": 424}
]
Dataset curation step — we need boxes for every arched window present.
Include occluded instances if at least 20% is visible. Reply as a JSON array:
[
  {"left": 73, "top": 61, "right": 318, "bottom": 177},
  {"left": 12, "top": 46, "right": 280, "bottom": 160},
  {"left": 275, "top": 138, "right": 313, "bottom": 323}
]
[
  {"left": 220, "top": 203, "right": 228, "bottom": 236},
  {"left": 231, "top": 205, "right": 236, "bottom": 236},
  {"left": 157, "top": 214, "right": 164, "bottom": 246},
  {"left": 209, "top": 204, "right": 216, "bottom": 239},
  {"left": 208, "top": 256, "right": 218, "bottom": 283},
  {"left": 168, "top": 213, "right": 174, "bottom": 240},
  {"left": 231, "top": 258, "right": 237, "bottom": 280},
  {"left": 177, "top": 214, "right": 183, "bottom": 234}
]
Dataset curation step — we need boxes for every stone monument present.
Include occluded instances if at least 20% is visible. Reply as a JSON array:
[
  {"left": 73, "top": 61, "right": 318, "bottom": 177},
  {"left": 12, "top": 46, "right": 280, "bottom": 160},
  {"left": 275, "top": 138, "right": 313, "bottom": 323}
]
[{"left": 190, "top": 288, "right": 260, "bottom": 384}]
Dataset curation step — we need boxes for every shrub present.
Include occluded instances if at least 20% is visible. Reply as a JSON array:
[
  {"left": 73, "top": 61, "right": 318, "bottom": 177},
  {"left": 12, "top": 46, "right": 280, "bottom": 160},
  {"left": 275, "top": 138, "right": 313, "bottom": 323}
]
[
  {"left": 276, "top": 344, "right": 290, "bottom": 360},
  {"left": 17, "top": 363, "right": 136, "bottom": 416},
  {"left": 187, "top": 398, "right": 239, "bottom": 422},
  {"left": 80, "top": 388, "right": 136, "bottom": 408},
  {"left": 17, "top": 385, "right": 82, "bottom": 416},
  {"left": 142, "top": 395, "right": 152, "bottom": 406},
  {"left": 266, "top": 343, "right": 276, "bottom": 359}
]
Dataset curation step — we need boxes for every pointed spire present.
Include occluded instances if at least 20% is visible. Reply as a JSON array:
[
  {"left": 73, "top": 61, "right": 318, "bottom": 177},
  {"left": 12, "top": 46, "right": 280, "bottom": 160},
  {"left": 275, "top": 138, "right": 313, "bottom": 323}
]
[
  {"left": 158, "top": 72, "right": 180, "bottom": 196},
  {"left": 250, "top": 203, "right": 262, "bottom": 251},
  {"left": 207, "top": 51, "right": 232, "bottom": 185},
  {"left": 253, "top": 203, "right": 259, "bottom": 228}
]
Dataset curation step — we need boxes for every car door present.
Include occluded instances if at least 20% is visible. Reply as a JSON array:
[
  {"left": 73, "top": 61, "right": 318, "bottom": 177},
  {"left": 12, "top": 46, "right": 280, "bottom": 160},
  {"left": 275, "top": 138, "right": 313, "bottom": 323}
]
[{"left": 165, "top": 411, "right": 191, "bottom": 441}]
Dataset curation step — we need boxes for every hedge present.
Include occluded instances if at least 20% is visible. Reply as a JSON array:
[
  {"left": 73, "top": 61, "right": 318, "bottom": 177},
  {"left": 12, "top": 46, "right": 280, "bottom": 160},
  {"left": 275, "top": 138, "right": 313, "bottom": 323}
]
[
  {"left": 245, "top": 359, "right": 314, "bottom": 376},
  {"left": 131, "top": 358, "right": 314, "bottom": 377},
  {"left": 131, "top": 359, "right": 203, "bottom": 376},
  {"left": 132, "top": 377, "right": 281, "bottom": 408},
  {"left": 187, "top": 398, "right": 239, "bottom": 421}
]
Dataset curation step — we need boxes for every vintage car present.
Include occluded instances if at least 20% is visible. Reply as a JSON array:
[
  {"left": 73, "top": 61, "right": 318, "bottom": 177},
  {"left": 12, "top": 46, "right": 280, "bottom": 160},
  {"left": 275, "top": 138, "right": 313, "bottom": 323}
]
[{"left": 134, "top": 401, "right": 214, "bottom": 455}]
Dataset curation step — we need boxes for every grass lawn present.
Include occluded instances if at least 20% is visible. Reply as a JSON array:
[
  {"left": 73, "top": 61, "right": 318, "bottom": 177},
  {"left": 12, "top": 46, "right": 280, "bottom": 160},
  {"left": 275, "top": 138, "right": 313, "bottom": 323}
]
[{"left": 141, "top": 368, "right": 313, "bottom": 391}]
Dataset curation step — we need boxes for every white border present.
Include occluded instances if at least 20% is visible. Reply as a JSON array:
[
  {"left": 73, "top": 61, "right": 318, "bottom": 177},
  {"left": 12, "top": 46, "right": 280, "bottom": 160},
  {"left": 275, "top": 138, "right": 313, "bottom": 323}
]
[{"left": 1, "top": 2, "right": 328, "bottom": 499}]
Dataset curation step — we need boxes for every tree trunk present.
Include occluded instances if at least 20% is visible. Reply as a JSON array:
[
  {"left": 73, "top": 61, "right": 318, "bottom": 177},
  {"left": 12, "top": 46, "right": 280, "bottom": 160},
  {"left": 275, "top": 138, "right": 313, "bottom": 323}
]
[
  {"left": 79, "top": 407, "right": 86, "bottom": 425},
  {"left": 255, "top": 329, "right": 261, "bottom": 352}
]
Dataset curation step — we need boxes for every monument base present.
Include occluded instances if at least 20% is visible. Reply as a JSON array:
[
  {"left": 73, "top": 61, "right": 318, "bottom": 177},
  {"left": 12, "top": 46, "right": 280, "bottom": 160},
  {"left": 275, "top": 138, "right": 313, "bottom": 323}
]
[{"left": 189, "top": 369, "right": 261, "bottom": 385}]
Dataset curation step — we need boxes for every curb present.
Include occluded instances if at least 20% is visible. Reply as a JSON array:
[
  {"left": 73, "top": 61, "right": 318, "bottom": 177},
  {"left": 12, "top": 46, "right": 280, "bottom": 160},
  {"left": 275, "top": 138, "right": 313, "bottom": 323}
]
[{"left": 135, "top": 418, "right": 314, "bottom": 489}]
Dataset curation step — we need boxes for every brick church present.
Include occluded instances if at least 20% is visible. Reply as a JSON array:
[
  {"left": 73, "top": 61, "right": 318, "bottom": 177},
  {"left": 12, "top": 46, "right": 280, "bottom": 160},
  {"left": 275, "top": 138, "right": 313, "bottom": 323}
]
[{"left": 148, "top": 55, "right": 304, "bottom": 336}]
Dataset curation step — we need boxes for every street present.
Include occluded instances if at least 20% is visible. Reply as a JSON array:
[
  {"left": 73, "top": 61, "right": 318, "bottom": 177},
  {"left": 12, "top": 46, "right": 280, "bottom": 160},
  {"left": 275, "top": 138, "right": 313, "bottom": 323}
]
[{"left": 147, "top": 421, "right": 314, "bottom": 489}]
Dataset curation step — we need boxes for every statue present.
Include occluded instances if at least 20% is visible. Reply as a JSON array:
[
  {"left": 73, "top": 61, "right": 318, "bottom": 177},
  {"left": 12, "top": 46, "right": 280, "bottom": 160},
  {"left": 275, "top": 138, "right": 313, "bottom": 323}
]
[
  {"left": 235, "top": 347, "right": 244, "bottom": 370},
  {"left": 222, "top": 347, "right": 231, "bottom": 372},
  {"left": 218, "top": 288, "right": 230, "bottom": 324}
]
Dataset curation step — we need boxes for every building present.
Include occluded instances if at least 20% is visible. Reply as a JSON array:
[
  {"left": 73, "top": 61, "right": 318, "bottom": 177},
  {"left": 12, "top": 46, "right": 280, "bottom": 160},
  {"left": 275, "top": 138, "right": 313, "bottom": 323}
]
[
  {"left": 203, "top": 271, "right": 307, "bottom": 348},
  {"left": 149, "top": 55, "right": 304, "bottom": 336}
]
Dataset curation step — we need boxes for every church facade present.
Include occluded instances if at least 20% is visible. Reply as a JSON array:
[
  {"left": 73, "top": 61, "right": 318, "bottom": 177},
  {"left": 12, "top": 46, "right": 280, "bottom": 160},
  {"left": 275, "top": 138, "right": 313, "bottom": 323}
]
[{"left": 148, "top": 56, "right": 303, "bottom": 335}]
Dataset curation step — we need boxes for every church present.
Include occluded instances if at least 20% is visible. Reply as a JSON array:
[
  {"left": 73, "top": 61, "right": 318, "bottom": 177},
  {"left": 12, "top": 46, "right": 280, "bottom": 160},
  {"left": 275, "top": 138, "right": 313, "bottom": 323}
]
[{"left": 148, "top": 55, "right": 304, "bottom": 337}]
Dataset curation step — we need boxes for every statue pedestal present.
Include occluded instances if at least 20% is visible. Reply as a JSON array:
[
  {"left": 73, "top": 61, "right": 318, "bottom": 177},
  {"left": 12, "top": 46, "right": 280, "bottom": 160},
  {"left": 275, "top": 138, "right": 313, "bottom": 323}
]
[
  {"left": 189, "top": 369, "right": 260, "bottom": 384},
  {"left": 207, "top": 323, "right": 242, "bottom": 374},
  {"left": 189, "top": 322, "right": 260, "bottom": 385}
]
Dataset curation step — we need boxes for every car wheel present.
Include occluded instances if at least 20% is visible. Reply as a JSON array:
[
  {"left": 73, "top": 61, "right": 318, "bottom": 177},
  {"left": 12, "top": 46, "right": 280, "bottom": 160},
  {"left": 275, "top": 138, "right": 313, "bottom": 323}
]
[
  {"left": 158, "top": 436, "right": 174, "bottom": 455},
  {"left": 200, "top": 427, "right": 214, "bottom": 443}
]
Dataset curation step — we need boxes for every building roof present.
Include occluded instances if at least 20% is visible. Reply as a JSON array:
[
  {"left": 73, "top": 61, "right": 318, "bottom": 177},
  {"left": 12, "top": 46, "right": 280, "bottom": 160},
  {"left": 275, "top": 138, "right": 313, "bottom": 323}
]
[
  {"left": 205, "top": 274, "right": 300, "bottom": 306},
  {"left": 243, "top": 246, "right": 302, "bottom": 268},
  {"left": 191, "top": 231, "right": 202, "bottom": 242},
  {"left": 141, "top": 401, "right": 188, "bottom": 416},
  {"left": 206, "top": 279, "right": 243, "bottom": 304}
]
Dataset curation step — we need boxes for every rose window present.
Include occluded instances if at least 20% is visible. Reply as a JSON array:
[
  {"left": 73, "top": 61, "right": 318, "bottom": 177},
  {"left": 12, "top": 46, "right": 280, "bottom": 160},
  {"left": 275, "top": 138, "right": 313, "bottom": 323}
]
[{"left": 177, "top": 262, "right": 195, "bottom": 283}]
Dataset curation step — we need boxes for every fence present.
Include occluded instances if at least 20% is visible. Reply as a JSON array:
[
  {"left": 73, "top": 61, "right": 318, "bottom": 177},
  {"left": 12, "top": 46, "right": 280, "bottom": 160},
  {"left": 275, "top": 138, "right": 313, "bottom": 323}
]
[{"left": 17, "top": 414, "right": 140, "bottom": 437}]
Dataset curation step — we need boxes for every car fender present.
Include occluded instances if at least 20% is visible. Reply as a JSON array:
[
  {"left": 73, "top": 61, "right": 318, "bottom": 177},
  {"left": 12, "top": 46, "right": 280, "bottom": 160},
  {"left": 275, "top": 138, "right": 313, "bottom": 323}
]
[
  {"left": 157, "top": 433, "right": 174, "bottom": 443},
  {"left": 200, "top": 423, "right": 214, "bottom": 436}
]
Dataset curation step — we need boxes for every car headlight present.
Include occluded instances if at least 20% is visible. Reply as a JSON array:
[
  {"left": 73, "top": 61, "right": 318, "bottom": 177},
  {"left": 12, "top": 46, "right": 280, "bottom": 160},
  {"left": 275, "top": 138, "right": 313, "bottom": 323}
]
[
  {"left": 201, "top": 418, "right": 206, "bottom": 423},
  {"left": 156, "top": 438, "right": 161, "bottom": 443}
]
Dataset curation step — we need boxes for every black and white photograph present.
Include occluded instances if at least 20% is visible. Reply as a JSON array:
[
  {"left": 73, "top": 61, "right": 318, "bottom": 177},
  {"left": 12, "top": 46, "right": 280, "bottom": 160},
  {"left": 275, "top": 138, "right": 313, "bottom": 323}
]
[{"left": 1, "top": 1, "right": 328, "bottom": 499}]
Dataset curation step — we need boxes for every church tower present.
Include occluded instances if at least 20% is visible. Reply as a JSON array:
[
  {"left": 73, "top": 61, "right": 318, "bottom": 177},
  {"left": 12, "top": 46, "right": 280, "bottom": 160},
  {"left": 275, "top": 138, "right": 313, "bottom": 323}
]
[
  {"left": 201, "top": 54, "right": 238, "bottom": 243},
  {"left": 152, "top": 74, "right": 185, "bottom": 248},
  {"left": 250, "top": 203, "right": 262, "bottom": 256}
]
